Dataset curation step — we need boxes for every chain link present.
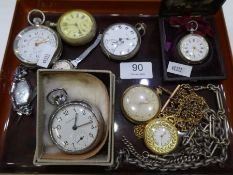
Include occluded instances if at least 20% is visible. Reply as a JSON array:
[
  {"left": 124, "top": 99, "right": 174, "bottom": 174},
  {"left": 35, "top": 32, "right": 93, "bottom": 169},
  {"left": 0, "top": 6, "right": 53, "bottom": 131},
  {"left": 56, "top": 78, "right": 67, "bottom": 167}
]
[{"left": 113, "top": 84, "right": 229, "bottom": 171}]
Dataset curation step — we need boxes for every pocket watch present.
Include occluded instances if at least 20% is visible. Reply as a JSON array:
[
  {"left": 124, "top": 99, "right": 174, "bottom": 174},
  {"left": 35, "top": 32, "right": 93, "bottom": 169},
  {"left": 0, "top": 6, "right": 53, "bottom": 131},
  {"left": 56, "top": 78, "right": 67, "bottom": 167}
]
[
  {"left": 47, "top": 89, "right": 105, "bottom": 155},
  {"left": 56, "top": 9, "right": 96, "bottom": 46},
  {"left": 52, "top": 34, "right": 102, "bottom": 69},
  {"left": 13, "top": 9, "right": 62, "bottom": 68},
  {"left": 121, "top": 85, "right": 161, "bottom": 124},
  {"left": 101, "top": 23, "right": 146, "bottom": 61},
  {"left": 144, "top": 118, "right": 178, "bottom": 155},
  {"left": 10, "top": 65, "right": 36, "bottom": 116},
  {"left": 177, "top": 20, "right": 209, "bottom": 64}
]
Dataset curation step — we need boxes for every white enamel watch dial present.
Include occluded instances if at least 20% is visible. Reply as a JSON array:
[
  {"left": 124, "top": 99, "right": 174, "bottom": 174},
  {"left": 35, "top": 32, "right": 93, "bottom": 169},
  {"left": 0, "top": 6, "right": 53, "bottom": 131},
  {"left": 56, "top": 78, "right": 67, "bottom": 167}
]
[
  {"left": 121, "top": 85, "right": 160, "bottom": 124},
  {"left": 101, "top": 23, "right": 145, "bottom": 60},
  {"left": 13, "top": 10, "right": 62, "bottom": 68},
  {"left": 144, "top": 118, "right": 178, "bottom": 155},
  {"left": 47, "top": 89, "right": 105, "bottom": 154},
  {"left": 178, "top": 34, "right": 209, "bottom": 63}
]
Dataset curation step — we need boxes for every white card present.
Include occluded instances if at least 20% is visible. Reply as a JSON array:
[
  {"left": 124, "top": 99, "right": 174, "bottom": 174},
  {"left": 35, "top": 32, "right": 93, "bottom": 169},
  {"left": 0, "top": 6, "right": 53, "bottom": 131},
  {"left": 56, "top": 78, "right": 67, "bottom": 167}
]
[
  {"left": 167, "top": 61, "right": 192, "bottom": 77},
  {"left": 37, "top": 45, "right": 56, "bottom": 68},
  {"left": 120, "top": 62, "right": 153, "bottom": 79}
]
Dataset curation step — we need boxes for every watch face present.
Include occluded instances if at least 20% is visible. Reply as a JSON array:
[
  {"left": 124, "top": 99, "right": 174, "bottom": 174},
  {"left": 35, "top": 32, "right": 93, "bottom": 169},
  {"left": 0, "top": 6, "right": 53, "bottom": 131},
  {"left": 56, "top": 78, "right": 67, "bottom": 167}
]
[
  {"left": 178, "top": 34, "right": 209, "bottom": 63},
  {"left": 13, "top": 26, "right": 59, "bottom": 66},
  {"left": 144, "top": 119, "right": 178, "bottom": 155},
  {"left": 52, "top": 60, "right": 73, "bottom": 70},
  {"left": 101, "top": 23, "right": 140, "bottom": 60},
  {"left": 49, "top": 102, "right": 102, "bottom": 154},
  {"left": 57, "top": 10, "right": 96, "bottom": 45},
  {"left": 122, "top": 85, "right": 160, "bottom": 124},
  {"left": 13, "top": 79, "right": 30, "bottom": 106}
]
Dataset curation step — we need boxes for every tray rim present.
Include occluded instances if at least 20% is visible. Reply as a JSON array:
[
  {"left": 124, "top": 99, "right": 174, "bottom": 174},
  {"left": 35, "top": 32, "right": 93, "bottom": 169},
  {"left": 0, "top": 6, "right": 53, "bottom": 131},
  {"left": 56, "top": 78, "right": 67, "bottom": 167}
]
[{"left": 0, "top": 0, "right": 233, "bottom": 173}]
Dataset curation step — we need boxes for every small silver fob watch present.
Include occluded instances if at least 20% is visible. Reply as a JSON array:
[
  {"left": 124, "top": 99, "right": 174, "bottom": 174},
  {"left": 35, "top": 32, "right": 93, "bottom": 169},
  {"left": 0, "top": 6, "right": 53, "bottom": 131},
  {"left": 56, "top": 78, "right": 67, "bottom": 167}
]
[
  {"left": 13, "top": 9, "right": 62, "bottom": 68},
  {"left": 178, "top": 20, "right": 209, "bottom": 64},
  {"left": 47, "top": 89, "right": 105, "bottom": 154}
]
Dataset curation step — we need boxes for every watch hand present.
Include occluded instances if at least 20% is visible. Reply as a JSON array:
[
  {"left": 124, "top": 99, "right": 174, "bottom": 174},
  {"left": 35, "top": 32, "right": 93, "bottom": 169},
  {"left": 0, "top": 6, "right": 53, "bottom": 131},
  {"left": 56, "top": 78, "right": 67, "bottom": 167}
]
[
  {"left": 160, "top": 134, "right": 164, "bottom": 146},
  {"left": 77, "top": 136, "right": 84, "bottom": 143},
  {"left": 72, "top": 113, "right": 78, "bottom": 130},
  {"left": 76, "top": 121, "right": 93, "bottom": 128},
  {"left": 35, "top": 39, "right": 49, "bottom": 46}
]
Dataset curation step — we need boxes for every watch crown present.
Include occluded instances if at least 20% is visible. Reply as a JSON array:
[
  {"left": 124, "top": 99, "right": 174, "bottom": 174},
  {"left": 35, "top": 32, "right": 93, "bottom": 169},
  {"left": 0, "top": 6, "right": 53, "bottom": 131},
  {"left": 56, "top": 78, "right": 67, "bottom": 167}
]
[{"left": 47, "top": 88, "right": 68, "bottom": 106}]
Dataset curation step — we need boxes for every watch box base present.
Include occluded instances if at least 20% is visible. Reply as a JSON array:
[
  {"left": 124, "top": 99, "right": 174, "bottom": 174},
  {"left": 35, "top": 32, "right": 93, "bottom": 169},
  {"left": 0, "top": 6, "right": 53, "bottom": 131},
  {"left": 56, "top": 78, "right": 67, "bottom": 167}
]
[{"left": 33, "top": 69, "right": 115, "bottom": 166}]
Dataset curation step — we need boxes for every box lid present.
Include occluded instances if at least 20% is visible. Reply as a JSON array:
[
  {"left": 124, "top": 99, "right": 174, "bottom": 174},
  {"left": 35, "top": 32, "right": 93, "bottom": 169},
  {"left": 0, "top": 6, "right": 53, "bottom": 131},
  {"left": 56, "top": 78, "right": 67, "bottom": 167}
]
[{"left": 160, "top": 0, "right": 226, "bottom": 16}]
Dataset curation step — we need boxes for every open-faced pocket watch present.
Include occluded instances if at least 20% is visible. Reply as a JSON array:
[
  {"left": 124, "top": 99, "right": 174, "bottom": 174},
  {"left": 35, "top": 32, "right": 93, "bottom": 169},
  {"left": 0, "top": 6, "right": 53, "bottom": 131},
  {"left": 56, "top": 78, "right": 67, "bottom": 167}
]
[
  {"left": 101, "top": 23, "right": 146, "bottom": 61},
  {"left": 47, "top": 89, "right": 105, "bottom": 154},
  {"left": 121, "top": 85, "right": 161, "bottom": 124},
  {"left": 13, "top": 9, "right": 62, "bottom": 68},
  {"left": 177, "top": 20, "right": 209, "bottom": 64},
  {"left": 56, "top": 9, "right": 97, "bottom": 46}
]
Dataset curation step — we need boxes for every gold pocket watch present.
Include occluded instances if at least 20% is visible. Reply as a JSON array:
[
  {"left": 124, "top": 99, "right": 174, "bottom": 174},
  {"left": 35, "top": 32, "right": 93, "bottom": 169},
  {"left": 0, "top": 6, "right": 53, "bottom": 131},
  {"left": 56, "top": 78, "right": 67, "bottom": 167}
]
[
  {"left": 56, "top": 9, "right": 97, "bottom": 46},
  {"left": 144, "top": 118, "right": 178, "bottom": 155},
  {"left": 178, "top": 20, "right": 209, "bottom": 64},
  {"left": 13, "top": 9, "right": 62, "bottom": 68},
  {"left": 121, "top": 85, "right": 161, "bottom": 124}
]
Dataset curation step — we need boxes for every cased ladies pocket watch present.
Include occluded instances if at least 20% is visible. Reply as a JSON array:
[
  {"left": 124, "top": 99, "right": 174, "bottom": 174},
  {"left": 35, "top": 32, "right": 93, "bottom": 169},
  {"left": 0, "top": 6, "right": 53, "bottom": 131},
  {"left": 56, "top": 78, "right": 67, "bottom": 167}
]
[
  {"left": 178, "top": 20, "right": 209, "bottom": 64},
  {"left": 56, "top": 9, "right": 96, "bottom": 46},
  {"left": 101, "top": 23, "right": 146, "bottom": 60},
  {"left": 121, "top": 85, "right": 161, "bottom": 124},
  {"left": 144, "top": 118, "right": 178, "bottom": 155},
  {"left": 47, "top": 89, "right": 105, "bottom": 154},
  {"left": 13, "top": 9, "right": 62, "bottom": 68}
]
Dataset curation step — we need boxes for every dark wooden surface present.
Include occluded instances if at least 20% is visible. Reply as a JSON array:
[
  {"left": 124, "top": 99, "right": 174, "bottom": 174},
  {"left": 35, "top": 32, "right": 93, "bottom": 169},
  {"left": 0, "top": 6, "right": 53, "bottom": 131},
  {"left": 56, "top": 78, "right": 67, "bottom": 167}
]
[{"left": 0, "top": 0, "right": 232, "bottom": 173}]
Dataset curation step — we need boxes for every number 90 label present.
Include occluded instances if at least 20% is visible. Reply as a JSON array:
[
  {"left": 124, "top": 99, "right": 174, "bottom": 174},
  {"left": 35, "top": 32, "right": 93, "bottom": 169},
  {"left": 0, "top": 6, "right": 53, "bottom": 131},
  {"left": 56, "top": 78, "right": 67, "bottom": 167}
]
[{"left": 120, "top": 62, "right": 153, "bottom": 79}]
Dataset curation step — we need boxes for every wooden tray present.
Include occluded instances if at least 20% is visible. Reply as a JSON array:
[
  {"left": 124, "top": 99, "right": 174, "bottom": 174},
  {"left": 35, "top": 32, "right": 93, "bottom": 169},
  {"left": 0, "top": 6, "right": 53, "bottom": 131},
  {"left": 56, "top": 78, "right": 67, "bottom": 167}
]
[{"left": 0, "top": 0, "right": 233, "bottom": 174}]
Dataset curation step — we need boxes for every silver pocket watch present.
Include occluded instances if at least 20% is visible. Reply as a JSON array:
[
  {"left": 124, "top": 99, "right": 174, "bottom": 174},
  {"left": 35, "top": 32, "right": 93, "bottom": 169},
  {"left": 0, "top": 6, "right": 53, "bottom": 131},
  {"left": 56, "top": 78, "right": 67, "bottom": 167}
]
[
  {"left": 13, "top": 9, "right": 62, "bottom": 68},
  {"left": 101, "top": 23, "right": 146, "bottom": 61},
  {"left": 47, "top": 89, "right": 105, "bottom": 154},
  {"left": 177, "top": 20, "right": 209, "bottom": 64}
]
